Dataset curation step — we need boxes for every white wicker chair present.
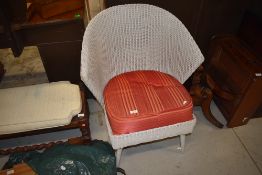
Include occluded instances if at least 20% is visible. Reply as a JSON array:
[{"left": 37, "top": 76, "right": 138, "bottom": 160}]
[{"left": 81, "top": 4, "right": 204, "bottom": 165}]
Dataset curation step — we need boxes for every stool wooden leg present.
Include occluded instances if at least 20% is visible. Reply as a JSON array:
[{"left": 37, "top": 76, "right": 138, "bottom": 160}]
[
  {"left": 79, "top": 86, "right": 91, "bottom": 142},
  {"left": 79, "top": 116, "right": 91, "bottom": 143},
  {"left": 116, "top": 148, "right": 123, "bottom": 166}
]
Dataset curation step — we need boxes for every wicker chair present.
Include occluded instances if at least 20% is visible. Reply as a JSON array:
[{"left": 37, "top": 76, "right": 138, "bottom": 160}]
[{"left": 81, "top": 4, "right": 204, "bottom": 165}]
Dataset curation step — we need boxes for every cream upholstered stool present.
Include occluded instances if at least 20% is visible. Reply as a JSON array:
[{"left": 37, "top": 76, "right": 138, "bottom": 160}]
[
  {"left": 0, "top": 81, "right": 91, "bottom": 154},
  {"left": 81, "top": 4, "right": 204, "bottom": 165}
]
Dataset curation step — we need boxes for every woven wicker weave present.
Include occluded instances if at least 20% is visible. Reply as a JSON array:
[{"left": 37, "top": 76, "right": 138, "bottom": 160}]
[
  {"left": 81, "top": 4, "right": 204, "bottom": 104},
  {"left": 81, "top": 4, "right": 204, "bottom": 165}
]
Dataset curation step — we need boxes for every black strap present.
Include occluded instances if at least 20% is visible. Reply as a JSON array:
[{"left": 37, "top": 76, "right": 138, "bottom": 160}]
[{"left": 117, "top": 167, "right": 126, "bottom": 175}]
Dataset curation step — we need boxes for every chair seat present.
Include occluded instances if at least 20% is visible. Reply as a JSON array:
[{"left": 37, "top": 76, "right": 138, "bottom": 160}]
[
  {"left": 104, "top": 70, "right": 193, "bottom": 135},
  {"left": 0, "top": 81, "right": 82, "bottom": 135}
]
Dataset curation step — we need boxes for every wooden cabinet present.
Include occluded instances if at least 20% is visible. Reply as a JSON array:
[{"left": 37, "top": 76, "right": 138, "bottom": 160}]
[
  {"left": 0, "top": 1, "right": 86, "bottom": 84},
  {"left": 35, "top": 19, "right": 85, "bottom": 84},
  {"left": 208, "top": 36, "right": 262, "bottom": 127}
]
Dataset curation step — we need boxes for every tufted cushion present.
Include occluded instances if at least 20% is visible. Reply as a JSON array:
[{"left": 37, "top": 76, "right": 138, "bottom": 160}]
[
  {"left": 0, "top": 81, "right": 82, "bottom": 135},
  {"left": 104, "top": 70, "right": 193, "bottom": 135}
]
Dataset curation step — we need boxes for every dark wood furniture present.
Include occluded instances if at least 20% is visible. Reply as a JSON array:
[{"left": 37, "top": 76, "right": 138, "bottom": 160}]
[
  {"left": 0, "top": 0, "right": 86, "bottom": 84},
  {"left": 0, "top": 0, "right": 96, "bottom": 98},
  {"left": 238, "top": 12, "right": 262, "bottom": 117},
  {"left": 0, "top": 62, "right": 4, "bottom": 81},
  {"left": 206, "top": 36, "right": 262, "bottom": 127},
  {"left": 190, "top": 66, "right": 224, "bottom": 128},
  {"left": 0, "top": 84, "right": 91, "bottom": 155},
  {"left": 189, "top": 12, "right": 262, "bottom": 128}
]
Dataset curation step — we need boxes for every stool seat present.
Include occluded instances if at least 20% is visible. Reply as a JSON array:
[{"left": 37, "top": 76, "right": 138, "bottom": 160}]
[
  {"left": 0, "top": 81, "right": 82, "bottom": 135},
  {"left": 104, "top": 71, "right": 193, "bottom": 135}
]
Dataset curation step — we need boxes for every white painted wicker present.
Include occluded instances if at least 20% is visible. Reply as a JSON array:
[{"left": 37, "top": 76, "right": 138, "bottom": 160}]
[
  {"left": 105, "top": 111, "right": 197, "bottom": 150},
  {"left": 80, "top": 4, "right": 204, "bottom": 165},
  {"left": 81, "top": 4, "right": 204, "bottom": 105}
]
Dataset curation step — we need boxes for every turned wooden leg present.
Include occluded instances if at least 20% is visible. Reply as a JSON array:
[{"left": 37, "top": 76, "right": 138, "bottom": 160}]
[
  {"left": 201, "top": 88, "right": 224, "bottom": 128},
  {"left": 79, "top": 116, "right": 91, "bottom": 142},
  {"left": 190, "top": 66, "right": 223, "bottom": 128},
  {"left": 79, "top": 85, "right": 91, "bottom": 143}
]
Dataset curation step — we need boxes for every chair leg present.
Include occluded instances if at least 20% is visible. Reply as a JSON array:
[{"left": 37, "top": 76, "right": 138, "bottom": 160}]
[
  {"left": 116, "top": 148, "right": 123, "bottom": 166},
  {"left": 177, "top": 134, "right": 185, "bottom": 151}
]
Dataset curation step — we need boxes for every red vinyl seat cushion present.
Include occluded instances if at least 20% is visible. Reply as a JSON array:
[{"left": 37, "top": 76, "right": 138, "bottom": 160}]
[{"left": 104, "top": 70, "right": 193, "bottom": 135}]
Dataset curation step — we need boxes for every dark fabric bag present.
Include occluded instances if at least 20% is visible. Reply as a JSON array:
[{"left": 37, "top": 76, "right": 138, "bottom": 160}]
[{"left": 4, "top": 140, "right": 126, "bottom": 175}]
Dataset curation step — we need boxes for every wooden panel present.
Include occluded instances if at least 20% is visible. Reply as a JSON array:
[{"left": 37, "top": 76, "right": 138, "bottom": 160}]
[
  {"left": 36, "top": 0, "right": 84, "bottom": 19},
  {"left": 21, "top": 19, "right": 85, "bottom": 46},
  {"left": 38, "top": 41, "right": 82, "bottom": 84},
  {"left": 228, "top": 78, "right": 262, "bottom": 127},
  {"left": 0, "top": 19, "right": 85, "bottom": 49},
  {"left": 209, "top": 46, "right": 252, "bottom": 94},
  {"left": 208, "top": 36, "right": 262, "bottom": 127},
  {"left": 196, "top": 0, "right": 248, "bottom": 56}
]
